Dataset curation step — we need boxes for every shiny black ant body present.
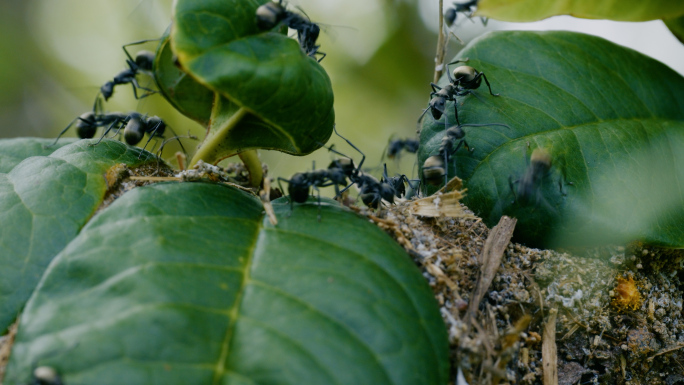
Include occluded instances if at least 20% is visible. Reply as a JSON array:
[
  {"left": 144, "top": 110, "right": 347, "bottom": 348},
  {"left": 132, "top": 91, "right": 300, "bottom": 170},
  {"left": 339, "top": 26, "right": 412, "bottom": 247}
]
[
  {"left": 49, "top": 99, "right": 184, "bottom": 157},
  {"left": 333, "top": 128, "right": 413, "bottom": 209},
  {"left": 450, "top": 60, "right": 498, "bottom": 96},
  {"left": 98, "top": 39, "right": 158, "bottom": 102},
  {"left": 256, "top": 0, "right": 325, "bottom": 62},
  {"left": 422, "top": 123, "right": 509, "bottom": 187},
  {"left": 509, "top": 148, "right": 570, "bottom": 208},
  {"left": 280, "top": 128, "right": 413, "bottom": 214},
  {"left": 386, "top": 138, "right": 420, "bottom": 160},
  {"left": 418, "top": 59, "right": 498, "bottom": 131},
  {"left": 29, "top": 366, "right": 62, "bottom": 385},
  {"left": 444, "top": 0, "right": 479, "bottom": 27},
  {"left": 445, "top": 0, "right": 489, "bottom": 28},
  {"left": 278, "top": 160, "right": 351, "bottom": 218}
]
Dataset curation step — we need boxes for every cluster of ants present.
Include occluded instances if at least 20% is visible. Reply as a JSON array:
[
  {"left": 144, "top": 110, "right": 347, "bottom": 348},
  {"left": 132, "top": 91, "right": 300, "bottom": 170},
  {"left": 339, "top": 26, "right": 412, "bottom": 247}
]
[
  {"left": 279, "top": 127, "right": 414, "bottom": 217},
  {"left": 43, "top": 0, "right": 565, "bottom": 218},
  {"left": 48, "top": 0, "right": 326, "bottom": 159}
]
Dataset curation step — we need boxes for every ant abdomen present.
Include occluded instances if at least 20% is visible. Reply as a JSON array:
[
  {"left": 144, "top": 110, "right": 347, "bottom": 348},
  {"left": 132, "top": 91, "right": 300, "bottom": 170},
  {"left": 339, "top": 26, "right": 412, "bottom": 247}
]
[{"left": 422, "top": 155, "right": 446, "bottom": 186}]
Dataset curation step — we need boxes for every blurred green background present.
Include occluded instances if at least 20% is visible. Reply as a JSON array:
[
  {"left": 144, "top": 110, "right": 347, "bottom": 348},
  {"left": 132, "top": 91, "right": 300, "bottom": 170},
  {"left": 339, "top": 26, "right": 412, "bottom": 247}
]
[{"left": 1, "top": 0, "right": 682, "bottom": 184}]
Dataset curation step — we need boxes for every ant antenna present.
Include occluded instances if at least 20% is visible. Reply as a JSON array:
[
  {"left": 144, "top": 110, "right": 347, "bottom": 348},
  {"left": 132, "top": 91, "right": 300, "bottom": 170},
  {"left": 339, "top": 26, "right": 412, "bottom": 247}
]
[{"left": 333, "top": 126, "right": 365, "bottom": 171}]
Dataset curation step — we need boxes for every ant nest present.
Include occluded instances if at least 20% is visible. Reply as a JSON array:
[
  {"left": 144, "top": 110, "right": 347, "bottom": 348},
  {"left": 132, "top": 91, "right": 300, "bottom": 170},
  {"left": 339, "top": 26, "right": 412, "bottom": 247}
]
[{"left": 364, "top": 198, "right": 684, "bottom": 385}]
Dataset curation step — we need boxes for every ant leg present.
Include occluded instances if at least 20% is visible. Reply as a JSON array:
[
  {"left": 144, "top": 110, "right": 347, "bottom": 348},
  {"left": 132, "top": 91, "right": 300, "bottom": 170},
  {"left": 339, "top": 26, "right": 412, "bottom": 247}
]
[
  {"left": 337, "top": 181, "right": 354, "bottom": 196},
  {"left": 46, "top": 117, "right": 79, "bottom": 147},
  {"left": 139, "top": 121, "right": 164, "bottom": 155},
  {"left": 122, "top": 38, "right": 161, "bottom": 62},
  {"left": 314, "top": 185, "right": 322, "bottom": 222},
  {"left": 429, "top": 83, "right": 443, "bottom": 93},
  {"left": 93, "top": 118, "right": 124, "bottom": 145},
  {"left": 450, "top": 103, "right": 461, "bottom": 127},
  {"left": 443, "top": 149, "right": 449, "bottom": 187},
  {"left": 163, "top": 124, "right": 188, "bottom": 158},
  {"left": 459, "top": 122, "right": 511, "bottom": 130},
  {"left": 130, "top": 79, "right": 157, "bottom": 100},
  {"left": 447, "top": 58, "right": 470, "bottom": 67},
  {"left": 277, "top": 177, "right": 294, "bottom": 216},
  {"left": 558, "top": 173, "right": 574, "bottom": 196},
  {"left": 92, "top": 95, "right": 104, "bottom": 114},
  {"left": 508, "top": 175, "right": 519, "bottom": 203},
  {"left": 479, "top": 73, "right": 500, "bottom": 96},
  {"left": 417, "top": 107, "right": 430, "bottom": 131},
  {"left": 316, "top": 51, "right": 326, "bottom": 63}
]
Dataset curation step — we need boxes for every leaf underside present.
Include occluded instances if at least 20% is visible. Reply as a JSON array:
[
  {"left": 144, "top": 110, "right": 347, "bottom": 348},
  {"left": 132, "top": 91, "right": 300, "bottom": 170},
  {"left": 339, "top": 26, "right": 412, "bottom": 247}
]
[
  {"left": 477, "top": 0, "right": 684, "bottom": 22},
  {"left": 170, "top": 0, "right": 335, "bottom": 160}
]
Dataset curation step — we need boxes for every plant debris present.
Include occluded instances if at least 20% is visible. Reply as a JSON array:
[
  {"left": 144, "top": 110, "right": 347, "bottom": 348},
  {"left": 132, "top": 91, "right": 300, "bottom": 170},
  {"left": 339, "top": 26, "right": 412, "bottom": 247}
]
[{"left": 369, "top": 196, "right": 684, "bottom": 385}]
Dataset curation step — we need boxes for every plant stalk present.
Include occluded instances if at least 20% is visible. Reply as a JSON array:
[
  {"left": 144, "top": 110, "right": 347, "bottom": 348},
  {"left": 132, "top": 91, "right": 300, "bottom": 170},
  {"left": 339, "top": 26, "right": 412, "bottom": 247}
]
[
  {"left": 434, "top": 0, "right": 446, "bottom": 84},
  {"left": 189, "top": 107, "right": 248, "bottom": 167},
  {"left": 238, "top": 150, "right": 263, "bottom": 188}
]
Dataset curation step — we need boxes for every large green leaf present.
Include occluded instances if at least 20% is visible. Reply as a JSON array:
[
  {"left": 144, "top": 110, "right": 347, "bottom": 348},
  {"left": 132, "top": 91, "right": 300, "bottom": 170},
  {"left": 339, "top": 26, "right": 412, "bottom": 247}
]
[
  {"left": 153, "top": 31, "right": 215, "bottom": 127},
  {"left": 0, "top": 137, "right": 78, "bottom": 173},
  {"left": 170, "top": 0, "right": 335, "bottom": 163},
  {"left": 418, "top": 31, "right": 684, "bottom": 248},
  {"left": 477, "top": 0, "right": 684, "bottom": 22},
  {"left": 0, "top": 139, "right": 157, "bottom": 331},
  {"left": 5, "top": 183, "right": 448, "bottom": 385}
]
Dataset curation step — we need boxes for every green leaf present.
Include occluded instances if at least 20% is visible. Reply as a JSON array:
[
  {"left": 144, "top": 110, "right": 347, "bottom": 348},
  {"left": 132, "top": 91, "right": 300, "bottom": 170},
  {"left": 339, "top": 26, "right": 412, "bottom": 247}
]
[
  {"left": 418, "top": 31, "right": 684, "bottom": 248},
  {"left": 0, "top": 137, "right": 78, "bottom": 173},
  {"left": 0, "top": 139, "right": 157, "bottom": 331},
  {"left": 153, "top": 31, "right": 215, "bottom": 127},
  {"left": 5, "top": 183, "right": 448, "bottom": 385},
  {"left": 171, "top": 0, "right": 335, "bottom": 164},
  {"left": 665, "top": 15, "right": 684, "bottom": 45},
  {"left": 477, "top": 0, "right": 684, "bottom": 22}
]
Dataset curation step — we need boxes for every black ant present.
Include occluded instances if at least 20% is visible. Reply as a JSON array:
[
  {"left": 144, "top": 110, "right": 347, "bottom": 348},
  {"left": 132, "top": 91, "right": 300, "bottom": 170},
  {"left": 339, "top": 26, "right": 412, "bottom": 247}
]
[
  {"left": 444, "top": 0, "right": 488, "bottom": 27},
  {"left": 29, "top": 366, "right": 62, "bottom": 385},
  {"left": 98, "top": 39, "right": 158, "bottom": 103},
  {"left": 508, "top": 148, "right": 570, "bottom": 209},
  {"left": 422, "top": 123, "right": 510, "bottom": 187},
  {"left": 385, "top": 138, "right": 420, "bottom": 160},
  {"left": 256, "top": 0, "right": 325, "bottom": 62},
  {"left": 417, "top": 59, "right": 498, "bottom": 131},
  {"left": 332, "top": 128, "right": 413, "bottom": 209},
  {"left": 278, "top": 161, "right": 350, "bottom": 219},
  {"left": 49, "top": 99, "right": 184, "bottom": 158},
  {"left": 449, "top": 59, "right": 498, "bottom": 96}
]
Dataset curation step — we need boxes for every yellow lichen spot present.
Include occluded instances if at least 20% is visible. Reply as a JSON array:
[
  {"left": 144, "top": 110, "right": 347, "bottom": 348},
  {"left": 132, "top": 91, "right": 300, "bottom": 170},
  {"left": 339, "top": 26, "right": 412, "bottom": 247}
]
[{"left": 612, "top": 275, "right": 642, "bottom": 311}]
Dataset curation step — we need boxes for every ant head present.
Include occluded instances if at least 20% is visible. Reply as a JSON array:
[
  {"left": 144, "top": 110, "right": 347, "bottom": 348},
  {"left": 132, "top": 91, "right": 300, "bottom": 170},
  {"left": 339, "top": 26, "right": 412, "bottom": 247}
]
[
  {"left": 429, "top": 96, "right": 446, "bottom": 119},
  {"left": 256, "top": 1, "right": 286, "bottom": 30},
  {"left": 422, "top": 155, "right": 446, "bottom": 186},
  {"left": 288, "top": 173, "right": 311, "bottom": 203},
  {"left": 134, "top": 51, "right": 155, "bottom": 71},
  {"left": 75, "top": 112, "right": 97, "bottom": 139},
  {"left": 148, "top": 116, "right": 166, "bottom": 135},
  {"left": 100, "top": 82, "right": 114, "bottom": 100},
  {"left": 379, "top": 182, "right": 396, "bottom": 204},
  {"left": 445, "top": 7, "right": 457, "bottom": 27},
  {"left": 328, "top": 158, "right": 355, "bottom": 176}
]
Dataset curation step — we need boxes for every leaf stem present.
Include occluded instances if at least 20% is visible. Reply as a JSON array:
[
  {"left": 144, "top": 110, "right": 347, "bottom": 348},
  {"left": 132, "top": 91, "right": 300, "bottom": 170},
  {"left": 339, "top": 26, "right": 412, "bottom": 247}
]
[
  {"left": 189, "top": 107, "right": 248, "bottom": 167},
  {"left": 238, "top": 150, "right": 263, "bottom": 188},
  {"left": 434, "top": 0, "right": 445, "bottom": 84}
]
